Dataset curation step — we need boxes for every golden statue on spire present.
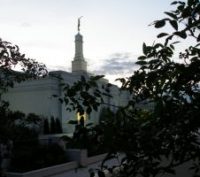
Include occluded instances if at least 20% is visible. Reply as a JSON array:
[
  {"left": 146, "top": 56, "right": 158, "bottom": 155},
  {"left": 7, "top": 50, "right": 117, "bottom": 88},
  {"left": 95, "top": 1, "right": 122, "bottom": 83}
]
[{"left": 78, "top": 16, "right": 83, "bottom": 32}]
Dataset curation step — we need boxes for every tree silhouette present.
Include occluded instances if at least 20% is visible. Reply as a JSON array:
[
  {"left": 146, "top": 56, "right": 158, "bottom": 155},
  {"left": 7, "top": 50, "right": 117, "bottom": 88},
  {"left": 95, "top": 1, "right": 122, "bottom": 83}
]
[
  {"left": 0, "top": 38, "right": 47, "bottom": 101},
  {"left": 55, "top": 118, "right": 63, "bottom": 133},
  {"left": 50, "top": 117, "right": 56, "bottom": 134},
  {"left": 61, "top": 1, "right": 200, "bottom": 176},
  {"left": 43, "top": 118, "right": 50, "bottom": 134}
]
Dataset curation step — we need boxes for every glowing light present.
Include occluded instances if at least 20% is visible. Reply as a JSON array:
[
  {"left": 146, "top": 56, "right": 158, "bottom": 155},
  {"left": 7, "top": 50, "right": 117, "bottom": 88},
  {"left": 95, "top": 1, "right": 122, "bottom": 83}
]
[{"left": 76, "top": 112, "right": 87, "bottom": 121}]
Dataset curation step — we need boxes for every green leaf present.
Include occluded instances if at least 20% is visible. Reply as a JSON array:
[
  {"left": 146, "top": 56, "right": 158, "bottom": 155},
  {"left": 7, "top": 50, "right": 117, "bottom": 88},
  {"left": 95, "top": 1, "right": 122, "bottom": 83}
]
[
  {"left": 182, "top": 7, "right": 191, "bottom": 18},
  {"left": 195, "top": 43, "right": 200, "bottom": 47},
  {"left": 165, "top": 12, "right": 177, "bottom": 19},
  {"left": 169, "top": 20, "right": 178, "bottom": 30},
  {"left": 197, "top": 34, "right": 200, "bottom": 42},
  {"left": 170, "top": 41, "right": 180, "bottom": 45},
  {"left": 91, "top": 75, "right": 104, "bottom": 81},
  {"left": 86, "top": 123, "right": 93, "bottom": 127},
  {"left": 81, "top": 75, "right": 86, "bottom": 82},
  {"left": 157, "top": 33, "right": 169, "bottom": 38},
  {"left": 64, "top": 98, "right": 69, "bottom": 105},
  {"left": 138, "top": 56, "right": 146, "bottom": 60},
  {"left": 155, "top": 20, "right": 166, "bottom": 28},
  {"left": 188, "top": 0, "right": 194, "bottom": 6},
  {"left": 68, "top": 120, "right": 78, "bottom": 124},
  {"left": 98, "top": 171, "right": 105, "bottom": 177},
  {"left": 86, "top": 106, "right": 92, "bottom": 114},
  {"left": 174, "top": 31, "right": 187, "bottom": 39},
  {"left": 154, "top": 43, "right": 163, "bottom": 49},
  {"left": 171, "top": 1, "right": 178, "bottom": 5},
  {"left": 177, "top": 4, "right": 185, "bottom": 11},
  {"left": 58, "top": 98, "right": 63, "bottom": 103},
  {"left": 170, "top": 44, "right": 174, "bottom": 50},
  {"left": 191, "top": 57, "right": 198, "bottom": 62},
  {"left": 93, "top": 104, "right": 98, "bottom": 111},
  {"left": 136, "top": 61, "right": 147, "bottom": 65},
  {"left": 143, "top": 43, "right": 147, "bottom": 55}
]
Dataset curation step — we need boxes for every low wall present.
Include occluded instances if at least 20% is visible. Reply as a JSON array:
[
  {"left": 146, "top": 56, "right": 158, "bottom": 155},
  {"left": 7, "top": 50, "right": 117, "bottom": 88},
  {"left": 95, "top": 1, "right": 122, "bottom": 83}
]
[
  {"left": 6, "top": 161, "right": 78, "bottom": 177},
  {"left": 87, "top": 153, "right": 107, "bottom": 165},
  {"left": 66, "top": 149, "right": 107, "bottom": 166},
  {"left": 6, "top": 149, "right": 107, "bottom": 177}
]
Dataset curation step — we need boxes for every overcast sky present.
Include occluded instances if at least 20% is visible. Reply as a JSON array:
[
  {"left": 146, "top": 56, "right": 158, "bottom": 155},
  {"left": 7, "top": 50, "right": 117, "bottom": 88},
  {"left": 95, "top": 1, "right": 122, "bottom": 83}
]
[{"left": 0, "top": 0, "right": 174, "bottom": 83}]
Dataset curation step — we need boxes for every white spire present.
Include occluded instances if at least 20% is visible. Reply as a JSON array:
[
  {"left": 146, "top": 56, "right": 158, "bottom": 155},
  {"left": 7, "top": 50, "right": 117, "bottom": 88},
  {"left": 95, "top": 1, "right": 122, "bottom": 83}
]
[{"left": 72, "top": 17, "right": 87, "bottom": 73}]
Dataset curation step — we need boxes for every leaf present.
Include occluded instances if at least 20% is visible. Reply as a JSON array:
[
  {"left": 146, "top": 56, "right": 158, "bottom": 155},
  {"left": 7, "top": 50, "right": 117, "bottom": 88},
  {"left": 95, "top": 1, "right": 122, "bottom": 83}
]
[
  {"left": 157, "top": 33, "right": 169, "bottom": 38},
  {"left": 91, "top": 75, "right": 104, "bottom": 81},
  {"left": 138, "top": 56, "right": 146, "bottom": 60},
  {"left": 86, "top": 123, "right": 93, "bottom": 127},
  {"left": 143, "top": 43, "right": 147, "bottom": 55},
  {"left": 64, "top": 98, "right": 69, "bottom": 105},
  {"left": 188, "top": 0, "right": 194, "bottom": 6},
  {"left": 174, "top": 31, "right": 187, "bottom": 39},
  {"left": 81, "top": 75, "right": 86, "bottom": 82},
  {"left": 165, "top": 12, "right": 177, "bottom": 19},
  {"left": 142, "top": 44, "right": 152, "bottom": 56},
  {"left": 86, "top": 106, "right": 92, "bottom": 114},
  {"left": 169, "top": 20, "right": 178, "bottom": 30},
  {"left": 154, "top": 43, "right": 163, "bottom": 48},
  {"left": 58, "top": 98, "right": 63, "bottom": 103},
  {"left": 177, "top": 4, "right": 184, "bottom": 11},
  {"left": 97, "top": 171, "right": 105, "bottom": 177},
  {"left": 52, "top": 94, "right": 58, "bottom": 97},
  {"left": 191, "top": 57, "right": 198, "bottom": 62},
  {"left": 90, "top": 172, "right": 95, "bottom": 177},
  {"left": 171, "top": 1, "right": 178, "bottom": 5},
  {"left": 195, "top": 43, "right": 200, "bottom": 47},
  {"left": 136, "top": 61, "right": 147, "bottom": 65},
  {"left": 182, "top": 7, "right": 190, "bottom": 18},
  {"left": 93, "top": 104, "right": 98, "bottom": 111},
  {"left": 197, "top": 34, "right": 200, "bottom": 42},
  {"left": 68, "top": 120, "right": 78, "bottom": 125},
  {"left": 170, "top": 44, "right": 174, "bottom": 50},
  {"left": 155, "top": 20, "right": 166, "bottom": 28},
  {"left": 170, "top": 41, "right": 180, "bottom": 45}
]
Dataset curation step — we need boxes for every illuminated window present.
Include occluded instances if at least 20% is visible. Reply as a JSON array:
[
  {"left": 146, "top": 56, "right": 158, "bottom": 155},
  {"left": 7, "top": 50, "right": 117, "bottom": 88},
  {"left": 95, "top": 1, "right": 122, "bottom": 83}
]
[{"left": 76, "top": 112, "right": 87, "bottom": 122}]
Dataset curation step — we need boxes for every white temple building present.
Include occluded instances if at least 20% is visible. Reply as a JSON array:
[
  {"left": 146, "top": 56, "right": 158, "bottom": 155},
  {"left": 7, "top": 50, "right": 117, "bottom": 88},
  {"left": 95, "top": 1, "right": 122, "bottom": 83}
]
[{"left": 3, "top": 23, "right": 129, "bottom": 133}]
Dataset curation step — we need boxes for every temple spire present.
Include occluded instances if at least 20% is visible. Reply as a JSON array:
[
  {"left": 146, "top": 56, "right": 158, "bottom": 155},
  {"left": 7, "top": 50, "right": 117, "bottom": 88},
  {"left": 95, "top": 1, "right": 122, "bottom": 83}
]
[
  {"left": 78, "top": 16, "right": 83, "bottom": 33},
  {"left": 72, "top": 17, "right": 87, "bottom": 73}
]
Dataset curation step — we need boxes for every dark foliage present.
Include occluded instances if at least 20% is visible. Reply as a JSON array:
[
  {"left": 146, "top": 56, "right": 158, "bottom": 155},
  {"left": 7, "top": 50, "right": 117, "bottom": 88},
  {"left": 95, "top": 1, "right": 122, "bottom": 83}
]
[
  {"left": 10, "top": 142, "right": 67, "bottom": 172},
  {"left": 55, "top": 118, "right": 63, "bottom": 134},
  {"left": 0, "top": 102, "right": 41, "bottom": 141},
  {"left": 50, "top": 117, "right": 56, "bottom": 134},
  {"left": 62, "top": 1, "right": 200, "bottom": 176},
  {"left": 56, "top": 75, "right": 112, "bottom": 115},
  {"left": 43, "top": 118, "right": 50, "bottom": 134},
  {"left": 0, "top": 38, "right": 47, "bottom": 176},
  {"left": 0, "top": 38, "right": 47, "bottom": 139},
  {"left": 0, "top": 38, "right": 47, "bottom": 100},
  {"left": 43, "top": 118, "right": 63, "bottom": 134},
  {"left": 65, "top": 118, "right": 106, "bottom": 156}
]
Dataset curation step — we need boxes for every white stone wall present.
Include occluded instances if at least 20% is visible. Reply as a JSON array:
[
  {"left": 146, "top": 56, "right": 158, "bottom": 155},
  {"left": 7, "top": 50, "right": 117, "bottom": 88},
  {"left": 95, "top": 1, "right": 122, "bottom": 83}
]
[
  {"left": 3, "top": 77, "right": 62, "bottom": 119},
  {"left": 3, "top": 71, "right": 130, "bottom": 134}
]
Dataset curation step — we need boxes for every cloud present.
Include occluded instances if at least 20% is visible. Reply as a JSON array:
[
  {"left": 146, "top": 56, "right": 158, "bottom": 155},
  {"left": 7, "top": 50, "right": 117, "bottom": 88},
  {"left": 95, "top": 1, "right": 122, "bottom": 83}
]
[
  {"left": 91, "top": 53, "right": 139, "bottom": 75},
  {"left": 20, "top": 22, "right": 31, "bottom": 28},
  {"left": 47, "top": 65, "right": 70, "bottom": 72}
]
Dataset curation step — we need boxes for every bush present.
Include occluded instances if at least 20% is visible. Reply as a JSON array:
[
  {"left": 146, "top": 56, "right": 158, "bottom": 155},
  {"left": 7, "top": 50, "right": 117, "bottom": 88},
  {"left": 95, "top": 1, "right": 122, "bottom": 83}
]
[
  {"left": 65, "top": 109, "right": 117, "bottom": 156},
  {"left": 10, "top": 143, "right": 67, "bottom": 172},
  {"left": 43, "top": 118, "right": 50, "bottom": 134},
  {"left": 7, "top": 122, "right": 67, "bottom": 172}
]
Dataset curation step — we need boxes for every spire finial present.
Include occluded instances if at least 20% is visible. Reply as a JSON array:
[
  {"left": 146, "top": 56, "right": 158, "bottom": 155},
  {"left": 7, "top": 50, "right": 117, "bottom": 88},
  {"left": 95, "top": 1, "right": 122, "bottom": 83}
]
[{"left": 78, "top": 16, "right": 83, "bottom": 32}]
